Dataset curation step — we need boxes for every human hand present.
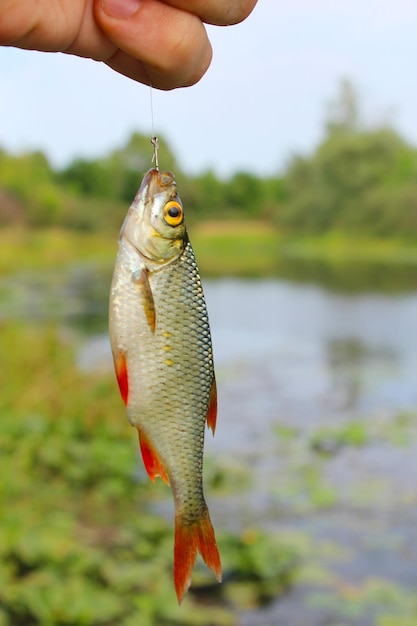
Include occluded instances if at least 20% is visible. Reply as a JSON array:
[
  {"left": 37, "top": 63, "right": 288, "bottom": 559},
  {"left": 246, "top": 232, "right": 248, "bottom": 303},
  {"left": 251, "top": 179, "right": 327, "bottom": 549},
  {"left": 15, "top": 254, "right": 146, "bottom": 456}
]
[{"left": 0, "top": 0, "right": 258, "bottom": 90}]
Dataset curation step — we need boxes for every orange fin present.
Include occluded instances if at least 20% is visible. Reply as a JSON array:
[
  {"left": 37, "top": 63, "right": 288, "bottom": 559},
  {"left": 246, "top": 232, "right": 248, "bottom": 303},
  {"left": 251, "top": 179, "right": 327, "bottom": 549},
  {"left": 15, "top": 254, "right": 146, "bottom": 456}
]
[
  {"left": 174, "top": 507, "right": 222, "bottom": 604},
  {"left": 206, "top": 375, "right": 218, "bottom": 435},
  {"left": 114, "top": 349, "right": 129, "bottom": 406},
  {"left": 132, "top": 267, "right": 156, "bottom": 332},
  {"left": 137, "top": 429, "right": 170, "bottom": 485}
]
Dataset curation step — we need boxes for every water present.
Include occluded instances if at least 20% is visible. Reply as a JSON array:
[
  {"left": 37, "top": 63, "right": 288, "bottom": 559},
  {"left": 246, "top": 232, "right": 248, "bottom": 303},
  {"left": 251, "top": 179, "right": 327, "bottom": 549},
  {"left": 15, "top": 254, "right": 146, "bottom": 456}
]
[
  {"left": 204, "top": 279, "right": 417, "bottom": 441},
  {"left": 77, "top": 276, "right": 417, "bottom": 623},
  {"left": 196, "top": 280, "right": 417, "bottom": 626},
  {"left": 2, "top": 267, "right": 417, "bottom": 625},
  {"left": 3, "top": 269, "right": 416, "bottom": 420}
]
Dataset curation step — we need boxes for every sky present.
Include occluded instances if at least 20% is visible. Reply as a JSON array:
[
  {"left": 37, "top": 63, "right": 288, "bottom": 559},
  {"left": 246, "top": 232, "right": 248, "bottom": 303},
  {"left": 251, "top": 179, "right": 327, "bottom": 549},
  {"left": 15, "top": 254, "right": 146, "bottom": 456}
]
[{"left": 1, "top": 0, "right": 417, "bottom": 177}]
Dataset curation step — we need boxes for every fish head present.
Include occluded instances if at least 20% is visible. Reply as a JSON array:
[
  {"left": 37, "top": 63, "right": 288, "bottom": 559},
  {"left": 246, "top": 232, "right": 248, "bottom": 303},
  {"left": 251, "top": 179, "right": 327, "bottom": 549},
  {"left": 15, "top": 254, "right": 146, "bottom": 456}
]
[{"left": 121, "top": 168, "right": 186, "bottom": 264}]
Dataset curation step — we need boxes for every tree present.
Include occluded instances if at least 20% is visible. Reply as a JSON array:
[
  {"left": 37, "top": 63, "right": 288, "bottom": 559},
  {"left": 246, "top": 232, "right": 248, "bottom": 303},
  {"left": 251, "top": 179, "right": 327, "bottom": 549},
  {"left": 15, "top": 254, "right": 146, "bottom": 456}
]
[
  {"left": 58, "top": 132, "right": 180, "bottom": 203},
  {"left": 325, "top": 78, "right": 362, "bottom": 135},
  {"left": 224, "top": 172, "right": 264, "bottom": 216},
  {"left": 279, "top": 125, "right": 417, "bottom": 236},
  {"left": 0, "top": 150, "right": 66, "bottom": 226}
]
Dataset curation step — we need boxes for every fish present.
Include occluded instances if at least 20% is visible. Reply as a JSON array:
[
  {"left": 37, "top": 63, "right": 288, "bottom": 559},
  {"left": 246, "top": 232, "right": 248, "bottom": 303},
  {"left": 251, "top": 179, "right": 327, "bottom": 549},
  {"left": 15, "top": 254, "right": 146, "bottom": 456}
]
[{"left": 108, "top": 166, "right": 221, "bottom": 603}]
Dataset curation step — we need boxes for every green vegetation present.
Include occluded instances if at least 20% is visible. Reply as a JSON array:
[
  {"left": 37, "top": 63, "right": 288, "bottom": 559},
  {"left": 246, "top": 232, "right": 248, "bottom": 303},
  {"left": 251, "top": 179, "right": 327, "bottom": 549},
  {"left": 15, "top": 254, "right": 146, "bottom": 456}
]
[
  {"left": 2, "top": 224, "right": 417, "bottom": 295},
  {"left": 2, "top": 79, "right": 417, "bottom": 624},
  {"left": 310, "top": 420, "right": 369, "bottom": 455},
  {"left": 1, "top": 80, "right": 417, "bottom": 241},
  {"left": 0, "top": 307, "right": 413, "bottom": 626},
  {"left": 1, "top": 80, "right": 417, "bottom": 293},
  {"left": 192, "top": 221, "right": 283, "bottom": 277},
  {"left": 1, "top": 80, "right": 416, "bottom": 293},
  {"left": 307, "top": 577, "right": 417, "bottom": 626},
  {"left": 269, "top": 412, "right": 417, "bottom": 626},
  {"left": 0, "top": 322, "right": 300, "bottom": 625},
  {"left": 272, "top": 411, "right": 417, "bottom": 514},
  {"left": 0, "top": 228, "right": 115, "bottom": 275}
]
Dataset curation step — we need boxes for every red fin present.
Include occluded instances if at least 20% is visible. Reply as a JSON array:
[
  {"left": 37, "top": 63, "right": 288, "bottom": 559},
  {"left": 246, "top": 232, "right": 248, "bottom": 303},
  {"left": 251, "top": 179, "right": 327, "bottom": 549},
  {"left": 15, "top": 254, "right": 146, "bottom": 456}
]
[
  {"left": 132, "top": 268, "right": 156, "bottom": 332},
  {"left": 206, "top": 375, "right": 218, "bottom": 435},
  {"left": 174, "top": 508, "right": 222, "bottom": 604},
  {"left": 114, "top": 349, "right": 129, "bottom": 406},
  {"left": 137, "top": 429, "right": 170, "bottom": 485}
]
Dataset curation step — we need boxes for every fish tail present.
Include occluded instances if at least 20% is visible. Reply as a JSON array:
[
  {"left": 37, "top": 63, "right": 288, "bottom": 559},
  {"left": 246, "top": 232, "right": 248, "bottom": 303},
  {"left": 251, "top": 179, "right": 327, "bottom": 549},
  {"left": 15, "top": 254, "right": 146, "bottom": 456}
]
[{"left": 174, "top": 506, "right": 222, "bottom": 603}]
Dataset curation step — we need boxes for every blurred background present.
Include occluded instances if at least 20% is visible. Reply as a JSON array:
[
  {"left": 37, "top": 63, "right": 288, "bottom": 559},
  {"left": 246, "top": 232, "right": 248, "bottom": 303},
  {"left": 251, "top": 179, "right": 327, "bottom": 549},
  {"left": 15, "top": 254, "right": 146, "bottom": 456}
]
[{"left": 1, "top": 2, "right": 417, "bottom": 625}]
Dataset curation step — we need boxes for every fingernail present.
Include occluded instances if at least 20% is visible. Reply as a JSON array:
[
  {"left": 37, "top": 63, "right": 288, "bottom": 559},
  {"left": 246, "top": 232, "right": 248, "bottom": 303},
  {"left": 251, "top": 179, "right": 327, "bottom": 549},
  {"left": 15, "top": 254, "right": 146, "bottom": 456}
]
[{"left": 101, "top": 0, "right": 141, "bottom": 19}]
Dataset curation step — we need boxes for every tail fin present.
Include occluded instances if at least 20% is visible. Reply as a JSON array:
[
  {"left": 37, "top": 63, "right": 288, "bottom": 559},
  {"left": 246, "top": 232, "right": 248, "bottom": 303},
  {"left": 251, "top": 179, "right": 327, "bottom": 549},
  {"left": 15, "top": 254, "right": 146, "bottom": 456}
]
[{"left": 174, "top": 507, "right": 222, "bottom": 603}]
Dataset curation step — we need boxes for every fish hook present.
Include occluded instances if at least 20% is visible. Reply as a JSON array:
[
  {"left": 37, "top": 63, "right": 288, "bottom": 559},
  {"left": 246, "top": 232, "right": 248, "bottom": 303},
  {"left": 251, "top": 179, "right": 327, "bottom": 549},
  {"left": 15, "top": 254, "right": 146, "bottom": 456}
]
[{"left": 151, "top": 136, "right": 159, "bottom": 171}]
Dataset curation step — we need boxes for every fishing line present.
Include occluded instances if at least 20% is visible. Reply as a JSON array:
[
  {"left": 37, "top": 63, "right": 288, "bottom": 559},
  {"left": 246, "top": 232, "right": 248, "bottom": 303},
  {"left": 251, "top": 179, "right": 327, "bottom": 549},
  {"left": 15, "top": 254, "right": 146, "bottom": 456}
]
[
  {"left": 149, "top": 84, "right": 155, "bottom": 138},
  {"left": 149, "top": 85, "right": 159, "bottom": 170}
]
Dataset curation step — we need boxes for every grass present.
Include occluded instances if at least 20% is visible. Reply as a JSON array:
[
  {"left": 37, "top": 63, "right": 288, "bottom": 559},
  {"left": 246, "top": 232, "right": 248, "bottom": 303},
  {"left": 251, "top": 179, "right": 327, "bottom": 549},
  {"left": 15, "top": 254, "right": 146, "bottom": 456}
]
[
  {"left": 2, "top": 223, "right": 417, "bottom": 625},
  {"left": 281, "top": 231, "right": 417, "bottom": 264},
  {"left": 2, "top": 224, "right": 417, "bottom": 282},
  {"left": 0, "top": 321, "right": 300, "bottom": 625},
  {"left": 192, "top": 221, "right": 281, "bottom": 277},
  {"left": 0, "top": 228, "right": 116, "bottom": 275}
]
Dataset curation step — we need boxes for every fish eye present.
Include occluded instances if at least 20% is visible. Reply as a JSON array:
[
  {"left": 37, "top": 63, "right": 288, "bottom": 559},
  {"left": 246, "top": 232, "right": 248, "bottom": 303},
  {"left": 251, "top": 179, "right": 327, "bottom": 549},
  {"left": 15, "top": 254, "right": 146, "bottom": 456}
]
[{"left": 163, "top": 201, "right": 183, "bottom": 227}]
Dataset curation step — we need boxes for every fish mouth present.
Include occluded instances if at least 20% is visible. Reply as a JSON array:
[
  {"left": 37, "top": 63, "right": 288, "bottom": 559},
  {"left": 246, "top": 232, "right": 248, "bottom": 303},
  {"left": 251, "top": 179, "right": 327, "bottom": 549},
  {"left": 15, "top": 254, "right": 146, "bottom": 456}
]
[{"left": 142, "top": 168, "right": 177, "bottom": 200}]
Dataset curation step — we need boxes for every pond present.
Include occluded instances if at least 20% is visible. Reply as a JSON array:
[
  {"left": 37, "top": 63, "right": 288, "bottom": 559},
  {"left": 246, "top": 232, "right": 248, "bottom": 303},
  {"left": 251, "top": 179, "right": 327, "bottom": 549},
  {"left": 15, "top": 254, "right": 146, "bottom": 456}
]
[
  {"left": 1, "top": 260, "right": 417, "bottom": 625},
  {"left": 199, "top": 280, "right": 417, "bottom": 625}
]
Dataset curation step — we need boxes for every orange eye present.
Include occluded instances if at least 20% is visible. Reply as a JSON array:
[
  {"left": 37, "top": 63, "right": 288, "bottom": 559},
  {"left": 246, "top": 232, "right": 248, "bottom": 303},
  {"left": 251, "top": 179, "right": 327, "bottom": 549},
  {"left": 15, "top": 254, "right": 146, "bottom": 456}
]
[{"left": 163, "top": 200, "right": 183, "bottom": 227}]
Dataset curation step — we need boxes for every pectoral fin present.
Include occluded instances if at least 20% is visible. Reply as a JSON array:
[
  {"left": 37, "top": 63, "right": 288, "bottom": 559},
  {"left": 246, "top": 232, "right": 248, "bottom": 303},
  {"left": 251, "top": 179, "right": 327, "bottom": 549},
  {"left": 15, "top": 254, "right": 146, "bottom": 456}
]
[
  {"left": 132, "top": 267, "right": 156, "bottom": 332},
  {"left": 137, "top": 429, "right": 170, "bottom": 485}
]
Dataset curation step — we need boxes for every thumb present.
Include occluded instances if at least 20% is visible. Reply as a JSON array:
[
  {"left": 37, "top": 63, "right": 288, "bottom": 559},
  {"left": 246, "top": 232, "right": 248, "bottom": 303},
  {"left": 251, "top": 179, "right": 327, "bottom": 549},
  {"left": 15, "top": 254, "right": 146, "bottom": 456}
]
[{"left": 95, "top": 0, "right": 212, "bottom": 89}]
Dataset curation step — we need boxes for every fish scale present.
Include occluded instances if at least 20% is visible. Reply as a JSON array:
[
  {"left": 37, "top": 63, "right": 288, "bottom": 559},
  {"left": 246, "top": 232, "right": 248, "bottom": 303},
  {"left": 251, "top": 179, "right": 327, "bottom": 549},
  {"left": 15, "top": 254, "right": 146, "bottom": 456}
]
[
  {"left": 143, "top": 242, "right": 211, "bottom": 502},
  {"left": 109, "top": 168, "right": 221, "bottom": 603}
]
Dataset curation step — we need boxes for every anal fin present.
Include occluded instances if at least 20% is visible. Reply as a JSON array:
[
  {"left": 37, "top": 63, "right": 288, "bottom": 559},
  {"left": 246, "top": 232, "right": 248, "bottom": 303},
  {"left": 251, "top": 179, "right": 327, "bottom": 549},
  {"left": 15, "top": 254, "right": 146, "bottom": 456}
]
[{"left": 137, "top": 429, "right": 170, "bottom": 485}]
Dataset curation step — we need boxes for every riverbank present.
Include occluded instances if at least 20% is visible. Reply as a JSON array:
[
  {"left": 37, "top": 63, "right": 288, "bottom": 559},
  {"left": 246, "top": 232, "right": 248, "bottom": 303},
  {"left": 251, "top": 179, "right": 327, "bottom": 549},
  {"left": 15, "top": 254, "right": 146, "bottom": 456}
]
[
  {"left": 1, "top": 226, "right": 417, "bottom": 625},
  {"left": 1, "top": 224, "right": 417, "bottom": 281}
]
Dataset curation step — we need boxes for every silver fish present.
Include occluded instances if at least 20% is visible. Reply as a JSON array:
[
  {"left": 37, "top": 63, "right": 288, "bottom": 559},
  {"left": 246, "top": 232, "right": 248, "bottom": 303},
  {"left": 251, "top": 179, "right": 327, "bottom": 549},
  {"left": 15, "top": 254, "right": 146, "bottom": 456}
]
[{"left": 109, "top": 167, "right": 221, "bottom": 603}]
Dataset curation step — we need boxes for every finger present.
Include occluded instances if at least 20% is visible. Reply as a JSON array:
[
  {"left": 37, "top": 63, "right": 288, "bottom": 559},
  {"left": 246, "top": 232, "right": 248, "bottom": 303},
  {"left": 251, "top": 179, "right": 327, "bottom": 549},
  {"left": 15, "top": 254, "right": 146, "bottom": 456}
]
[
  {"left": 161, "top": 0, "right": 258, "bottom": 26},
  {"left": 95, "top": 0, "right": 212, "bottom": 89},
  {"left": 0, "top": 0, "right": 79, "bottom": 50},
  {"left": 0, "top": 0, "right": 110, "bottom": 57},
  {"left": 0, "top": 0, "right": 67, "bottom": 48}
]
